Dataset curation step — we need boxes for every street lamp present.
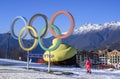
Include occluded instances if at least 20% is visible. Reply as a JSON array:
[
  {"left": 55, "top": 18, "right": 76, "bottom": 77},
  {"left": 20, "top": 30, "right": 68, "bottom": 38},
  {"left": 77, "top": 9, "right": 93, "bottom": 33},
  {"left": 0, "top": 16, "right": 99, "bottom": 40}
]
[{"left": 6, "top": 32, "right": 11, "bottom": 59}]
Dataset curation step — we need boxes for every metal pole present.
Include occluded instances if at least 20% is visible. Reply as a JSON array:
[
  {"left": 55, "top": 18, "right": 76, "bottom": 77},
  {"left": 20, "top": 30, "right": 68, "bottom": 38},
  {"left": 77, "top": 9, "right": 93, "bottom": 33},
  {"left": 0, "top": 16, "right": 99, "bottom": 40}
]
[
  {"left": 48, "top": 51, "right": 51, "bottom": 72},
  {"left": 27, "top": 51, "right": 29, "bottom": 70},
  {"left": 6, "top": 32, "right": 10, "bottom": 59}
]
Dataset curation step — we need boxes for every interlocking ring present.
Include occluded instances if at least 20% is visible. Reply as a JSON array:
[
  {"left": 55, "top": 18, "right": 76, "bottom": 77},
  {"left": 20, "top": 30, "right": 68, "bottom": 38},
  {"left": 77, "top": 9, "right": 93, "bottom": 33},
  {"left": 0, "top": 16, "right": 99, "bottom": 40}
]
[
  {"left": 18, "top": 26, "right": 38, "bottom": 51},
  {"left": 28, "top": 14, "right": 49, "bottom": 39},
  {"left": 38, "top": 24, "right": 61, "bottom": 51},
  {"left": 11, "top": 16, "right": 28, "bottom": 39},
  {"left": 11, "top": 10, "right": 74, "bottom": 52},
  {"left": 49, "top": 10, "right": 74, "bottom": 39}
]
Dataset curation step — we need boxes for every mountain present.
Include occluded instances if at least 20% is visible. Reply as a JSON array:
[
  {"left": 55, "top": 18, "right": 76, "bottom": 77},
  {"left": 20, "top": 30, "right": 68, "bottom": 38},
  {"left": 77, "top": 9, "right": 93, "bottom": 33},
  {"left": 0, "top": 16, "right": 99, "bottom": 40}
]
[
  {"left": 62, "top": 21, "right": 120, "bottom": 50},
  {"left": 0, "top": 33, "right": 44, "bottom": 58},
  {"left": 0, "top": 21, "right": 120, "bottom": 56}
]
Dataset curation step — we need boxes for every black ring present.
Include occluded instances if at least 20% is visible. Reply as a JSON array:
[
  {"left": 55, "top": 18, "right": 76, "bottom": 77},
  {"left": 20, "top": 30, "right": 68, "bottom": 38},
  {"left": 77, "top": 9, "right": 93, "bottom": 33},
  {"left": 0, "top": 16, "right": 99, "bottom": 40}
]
[{"left": 28, "top": 14, "right": 48, "bottom": 39}]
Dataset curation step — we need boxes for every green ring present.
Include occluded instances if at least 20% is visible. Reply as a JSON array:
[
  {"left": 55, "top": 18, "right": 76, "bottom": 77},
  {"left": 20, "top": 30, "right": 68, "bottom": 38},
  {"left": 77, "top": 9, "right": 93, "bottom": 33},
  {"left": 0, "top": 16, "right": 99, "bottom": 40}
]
[{"left": 38, "top": 24, "right": 61, "bottom": 51}]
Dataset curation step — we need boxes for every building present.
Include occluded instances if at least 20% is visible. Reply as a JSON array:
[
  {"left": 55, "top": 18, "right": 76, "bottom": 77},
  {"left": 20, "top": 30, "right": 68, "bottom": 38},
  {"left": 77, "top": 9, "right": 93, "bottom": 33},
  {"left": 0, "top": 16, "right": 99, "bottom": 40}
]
[
  {"left": 76, "top": 50, "right": 99, "bottom": 67},
  {"left": 107, "top": 50, "right": 120, "bottom": 68},
  {"left": 76, "top": 49, "right": 120, "bottom": 69},
  {"left": 95, "top": 49, "right": 110, "bottom": 65}
]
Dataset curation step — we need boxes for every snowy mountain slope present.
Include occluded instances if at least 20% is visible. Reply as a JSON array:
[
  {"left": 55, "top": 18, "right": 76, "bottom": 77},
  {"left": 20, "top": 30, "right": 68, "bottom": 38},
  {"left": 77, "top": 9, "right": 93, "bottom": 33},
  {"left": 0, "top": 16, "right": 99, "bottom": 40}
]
[
  {"left": 0, "top": 21, "right": 120, "bottom": 52},
  {"left": 63, "top": 21, "right": 120, "bottom": 50}
]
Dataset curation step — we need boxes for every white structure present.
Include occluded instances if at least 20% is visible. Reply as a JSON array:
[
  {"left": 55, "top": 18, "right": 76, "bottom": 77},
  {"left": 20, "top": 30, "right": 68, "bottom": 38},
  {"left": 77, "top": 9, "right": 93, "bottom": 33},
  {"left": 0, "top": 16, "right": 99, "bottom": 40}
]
[{"left": 108, "top": 50, "right": 120, "bottom": 69}]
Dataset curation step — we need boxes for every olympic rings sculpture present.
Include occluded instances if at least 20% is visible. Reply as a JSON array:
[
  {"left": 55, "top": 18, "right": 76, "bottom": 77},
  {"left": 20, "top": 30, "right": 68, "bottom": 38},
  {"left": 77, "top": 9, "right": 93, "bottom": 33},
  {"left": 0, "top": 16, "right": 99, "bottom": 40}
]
[{"left": 10, "top": 10, "right": 74, "bottom": 52}]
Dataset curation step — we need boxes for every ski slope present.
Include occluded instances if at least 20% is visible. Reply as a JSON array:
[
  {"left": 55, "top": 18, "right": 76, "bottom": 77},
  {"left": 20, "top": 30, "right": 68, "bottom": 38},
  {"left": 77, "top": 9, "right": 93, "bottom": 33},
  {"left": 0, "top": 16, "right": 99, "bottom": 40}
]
[{"left": 0, "top": 59, "right": 120, "bottom": 79}]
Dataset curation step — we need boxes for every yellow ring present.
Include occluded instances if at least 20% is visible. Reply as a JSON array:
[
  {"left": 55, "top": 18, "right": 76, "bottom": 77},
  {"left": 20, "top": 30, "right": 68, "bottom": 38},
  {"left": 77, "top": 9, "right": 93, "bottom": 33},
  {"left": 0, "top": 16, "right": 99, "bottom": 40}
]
[{"left": 18, "top": 26, "right": 38, "bottom": 51}]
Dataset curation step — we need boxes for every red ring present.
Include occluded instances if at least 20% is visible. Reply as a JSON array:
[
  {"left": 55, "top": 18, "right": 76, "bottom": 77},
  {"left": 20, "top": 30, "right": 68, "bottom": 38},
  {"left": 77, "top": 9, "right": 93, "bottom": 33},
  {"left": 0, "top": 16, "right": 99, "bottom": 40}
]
[{"left": 49, "top": 10, "right": 74, "bottom": 39}]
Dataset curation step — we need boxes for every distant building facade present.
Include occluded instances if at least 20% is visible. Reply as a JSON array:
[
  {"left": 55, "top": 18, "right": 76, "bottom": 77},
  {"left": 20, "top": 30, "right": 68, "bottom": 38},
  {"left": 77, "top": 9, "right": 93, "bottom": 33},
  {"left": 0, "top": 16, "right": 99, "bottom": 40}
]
[
  {"left": 107, "top": 50, "right": 120, "bottom": 68},
  {"left": 76, "top": 50, "right": 99, "bottom": 67},
  {"left": 76, "top": 49, "right": 120, "bottom": 69}
]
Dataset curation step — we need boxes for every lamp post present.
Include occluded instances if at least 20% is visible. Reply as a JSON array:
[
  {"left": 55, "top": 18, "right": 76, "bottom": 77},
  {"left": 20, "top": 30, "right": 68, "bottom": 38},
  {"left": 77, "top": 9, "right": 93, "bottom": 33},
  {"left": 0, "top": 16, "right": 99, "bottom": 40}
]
[{"left": 6, "top": 32, "right": 11, "bottom": 59}]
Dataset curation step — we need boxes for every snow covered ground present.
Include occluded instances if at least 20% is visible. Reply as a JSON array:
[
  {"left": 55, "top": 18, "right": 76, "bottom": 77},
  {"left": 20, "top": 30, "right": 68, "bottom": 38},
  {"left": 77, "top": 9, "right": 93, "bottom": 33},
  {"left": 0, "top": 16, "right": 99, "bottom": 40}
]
[{"left": 0, "top": 59, "right": 120, "bottom": 79}]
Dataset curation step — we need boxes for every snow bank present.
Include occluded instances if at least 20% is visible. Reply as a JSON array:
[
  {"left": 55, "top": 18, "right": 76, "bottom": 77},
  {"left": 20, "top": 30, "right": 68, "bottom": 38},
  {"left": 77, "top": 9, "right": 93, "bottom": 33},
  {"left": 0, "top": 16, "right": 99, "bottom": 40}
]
[{"left": 0, "top": 59, "right": 120, "bottom": 79}]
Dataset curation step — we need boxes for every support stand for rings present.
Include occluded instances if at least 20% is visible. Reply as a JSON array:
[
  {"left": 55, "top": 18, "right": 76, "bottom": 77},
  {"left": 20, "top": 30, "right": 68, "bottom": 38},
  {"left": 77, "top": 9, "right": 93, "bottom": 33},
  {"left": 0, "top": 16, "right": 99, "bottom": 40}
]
[
  {"left": 48, "top": 51, "right": 51, "bottom": 72},
  {"left": 27, "top": 51, "right": 30, "bottom": 70}
]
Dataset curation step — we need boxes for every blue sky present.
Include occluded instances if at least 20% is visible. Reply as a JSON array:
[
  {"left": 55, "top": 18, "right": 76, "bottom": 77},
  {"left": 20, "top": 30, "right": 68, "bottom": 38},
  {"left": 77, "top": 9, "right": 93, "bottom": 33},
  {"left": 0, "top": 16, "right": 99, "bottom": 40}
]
[{"left": 0, "top": 0, "right": 120, "bottom": 34}]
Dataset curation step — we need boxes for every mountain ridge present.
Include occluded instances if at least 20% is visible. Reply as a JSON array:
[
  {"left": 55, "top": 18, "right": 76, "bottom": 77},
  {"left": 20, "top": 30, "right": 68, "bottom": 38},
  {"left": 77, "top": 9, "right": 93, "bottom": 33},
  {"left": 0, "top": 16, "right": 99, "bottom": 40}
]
[
  {"left": 0, "top": 21, "right": 120, "bottom": 56},
  {"left": 62, "top": 21, "right": 120, "bottom": 50}
]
